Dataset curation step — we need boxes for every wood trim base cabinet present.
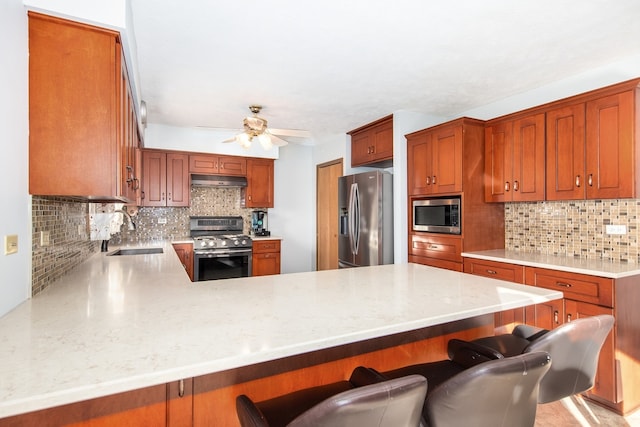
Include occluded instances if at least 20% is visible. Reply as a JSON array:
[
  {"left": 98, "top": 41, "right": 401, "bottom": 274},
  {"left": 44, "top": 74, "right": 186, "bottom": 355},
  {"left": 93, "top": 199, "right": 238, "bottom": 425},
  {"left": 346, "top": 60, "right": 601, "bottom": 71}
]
[
  {"left": 172, "top": 243, "right": 194, "bottom": 281},
  {"left": 0, "top": 317, "right": 492, "bottom": 426},
  {"left": 463, "top": 257, "right": 640, "bottom": 415},
  {"left": 252, "top": 240, "right": 281, "bottom": 276}
]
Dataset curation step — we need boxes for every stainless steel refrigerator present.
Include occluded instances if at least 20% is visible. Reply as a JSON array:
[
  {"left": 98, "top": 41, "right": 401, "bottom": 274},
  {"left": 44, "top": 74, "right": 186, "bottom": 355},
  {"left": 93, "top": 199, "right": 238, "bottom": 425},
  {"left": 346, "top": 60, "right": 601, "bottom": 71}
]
[{"left": 338, "top": 171, "right": 394, "bottom": 268}]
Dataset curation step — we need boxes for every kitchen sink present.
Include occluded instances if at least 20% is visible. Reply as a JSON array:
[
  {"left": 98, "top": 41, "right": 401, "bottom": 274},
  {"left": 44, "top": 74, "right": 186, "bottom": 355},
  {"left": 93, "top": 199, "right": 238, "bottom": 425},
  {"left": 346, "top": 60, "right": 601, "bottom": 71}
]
[{"left": 107, "top": 247, "right": 164, "bottom": 256}]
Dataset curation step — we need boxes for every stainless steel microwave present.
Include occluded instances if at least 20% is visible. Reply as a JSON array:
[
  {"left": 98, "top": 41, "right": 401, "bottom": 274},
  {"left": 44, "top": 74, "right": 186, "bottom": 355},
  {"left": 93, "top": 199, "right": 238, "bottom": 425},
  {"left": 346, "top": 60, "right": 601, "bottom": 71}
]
[{"left": 412, "top": 197, "right": 461, "bottom": 234}]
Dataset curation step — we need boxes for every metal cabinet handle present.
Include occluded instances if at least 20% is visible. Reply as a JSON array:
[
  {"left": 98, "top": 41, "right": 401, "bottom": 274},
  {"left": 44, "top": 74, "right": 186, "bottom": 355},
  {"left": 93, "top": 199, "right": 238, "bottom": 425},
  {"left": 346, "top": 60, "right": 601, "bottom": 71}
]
[
  {"left": 429, "top": 244, "right": 439, "bottom": 250},
  {"left": 576, "top": 175, "right": 581, "bottom": 187},
  {"left": 513, "top": 180, "right": 519, "bottom": 192},
  {"left": 556, "top": 282, "right": 573, "bottom": 288},
  {"left": 485, "top": 269, "right": 497, "bottom": 275},
  {"left": 162, "top": 192, "right": 165, "bottom": 201},
  {"left": 554, "top": 310, "right": 559, "bottom": 324},
  {"left": 178, "top": 379, "right": 185, "bottom": 398},
  {"left": 567, "top": 314, "right": 572, "bottom": 322},
  {"left": 426, "top": 176, "right": 431, "bottom": 185},
  {"left": 588, "top": 174, "right": 593, "bottom": 187},
  {"left": 432, "top": 175, "right": 437, "bottom": 185},
  {"left": 505, "top": 181, "right": 510, "bottom": 192}
]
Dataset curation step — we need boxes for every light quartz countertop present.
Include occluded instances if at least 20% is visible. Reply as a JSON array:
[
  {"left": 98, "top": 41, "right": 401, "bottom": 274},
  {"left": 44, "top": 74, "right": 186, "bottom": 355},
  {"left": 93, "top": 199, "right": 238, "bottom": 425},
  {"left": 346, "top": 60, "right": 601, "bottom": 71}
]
[
  {"left": 462, "top": 249, "right": 640, "bottom": 279},
  {"left": 0, "top": 241, "right": 561, "bottom": 419}
]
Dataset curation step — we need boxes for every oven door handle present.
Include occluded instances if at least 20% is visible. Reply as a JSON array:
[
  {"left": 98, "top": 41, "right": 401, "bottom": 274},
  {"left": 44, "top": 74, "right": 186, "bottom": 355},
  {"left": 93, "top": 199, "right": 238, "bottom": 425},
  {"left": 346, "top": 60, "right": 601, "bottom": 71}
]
[{"left": 195, "top": 250, "right": 252, "bottom": 257}]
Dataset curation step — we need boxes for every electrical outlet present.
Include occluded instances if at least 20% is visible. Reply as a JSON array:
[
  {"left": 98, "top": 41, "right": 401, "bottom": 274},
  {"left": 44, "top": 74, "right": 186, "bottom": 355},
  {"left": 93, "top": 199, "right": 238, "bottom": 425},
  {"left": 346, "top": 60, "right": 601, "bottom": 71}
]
[
  {"left": 40, "top": 230, "right": 51, "bottom": 246},
  {"left": 158, "top": 217, "right": 167, "bottom": 224},
  {"left": 4, "top": 235, "right": 18, "bottom": 255},
  {"left": 605, "top": 224, "right": 627, "bottom": 235}
]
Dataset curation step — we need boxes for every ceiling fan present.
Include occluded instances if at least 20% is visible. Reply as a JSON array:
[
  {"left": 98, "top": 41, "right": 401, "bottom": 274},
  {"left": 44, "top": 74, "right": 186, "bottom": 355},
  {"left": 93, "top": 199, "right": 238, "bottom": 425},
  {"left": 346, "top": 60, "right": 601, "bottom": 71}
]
[{"left": 223, "top": 105, "right": 292, "bottom": 150}]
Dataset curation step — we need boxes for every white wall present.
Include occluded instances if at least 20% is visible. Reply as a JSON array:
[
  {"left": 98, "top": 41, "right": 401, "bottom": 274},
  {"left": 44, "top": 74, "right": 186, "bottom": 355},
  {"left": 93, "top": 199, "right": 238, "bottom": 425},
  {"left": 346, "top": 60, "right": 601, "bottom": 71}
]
[{"left": 0, "top": 0, "right": 31, "bottom": 316}]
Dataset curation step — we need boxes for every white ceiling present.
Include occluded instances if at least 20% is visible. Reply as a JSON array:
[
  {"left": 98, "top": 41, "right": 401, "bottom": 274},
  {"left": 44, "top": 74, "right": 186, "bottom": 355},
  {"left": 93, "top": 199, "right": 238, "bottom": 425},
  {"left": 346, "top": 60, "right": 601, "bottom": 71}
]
[{"left": 129, "top": 0, "right": 640, "bottom": 141}]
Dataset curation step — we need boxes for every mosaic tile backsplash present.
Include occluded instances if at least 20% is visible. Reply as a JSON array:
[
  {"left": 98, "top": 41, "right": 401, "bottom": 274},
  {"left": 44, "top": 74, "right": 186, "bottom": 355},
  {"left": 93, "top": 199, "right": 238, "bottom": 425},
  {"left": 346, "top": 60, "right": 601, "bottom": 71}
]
[
  {"left": 32, "top": 188, "right": 264, "bottom": 295},
  {"left": 505, "top": 199, "right": 640, "bottom": 263},
  {"left": 32, "top": 191, "right": 640, "bottom": 296}
]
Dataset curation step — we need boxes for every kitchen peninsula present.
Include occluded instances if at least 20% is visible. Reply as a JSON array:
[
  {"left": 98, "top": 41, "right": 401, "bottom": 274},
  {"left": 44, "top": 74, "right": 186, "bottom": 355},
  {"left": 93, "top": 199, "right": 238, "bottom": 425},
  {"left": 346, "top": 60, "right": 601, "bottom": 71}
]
[{"left": 0, "top": 242, "right": 561, "bottom": 426}]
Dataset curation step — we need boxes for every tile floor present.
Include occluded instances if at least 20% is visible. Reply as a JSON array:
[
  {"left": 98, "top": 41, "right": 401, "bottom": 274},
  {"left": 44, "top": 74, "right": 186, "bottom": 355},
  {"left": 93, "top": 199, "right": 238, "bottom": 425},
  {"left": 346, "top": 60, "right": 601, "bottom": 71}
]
[{"left": 535, "top": 396, "right": 640, "bottom": 426}]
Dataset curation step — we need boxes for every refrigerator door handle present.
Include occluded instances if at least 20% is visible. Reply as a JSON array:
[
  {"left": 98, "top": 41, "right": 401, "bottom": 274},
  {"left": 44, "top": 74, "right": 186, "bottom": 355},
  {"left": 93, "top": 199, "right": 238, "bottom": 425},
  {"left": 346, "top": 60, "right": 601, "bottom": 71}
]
[{"left": 349, "top": 182, "right": 360, "bottom": 255}]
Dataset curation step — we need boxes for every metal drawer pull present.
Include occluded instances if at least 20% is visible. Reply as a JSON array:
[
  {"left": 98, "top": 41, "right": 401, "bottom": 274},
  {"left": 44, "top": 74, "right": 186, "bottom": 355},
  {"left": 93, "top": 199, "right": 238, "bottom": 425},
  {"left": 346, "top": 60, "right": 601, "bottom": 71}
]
[
  {"left": 486, "top": 269, "right": 497, "bottom": 275},
  {"left": 429, "top": 244, "right": 439, "bottom": 250},
  {"left": 178, "top": 379, "right": 185, "bottom": 397},
  {"left": 575, "top": 175, "right": 581, "bottom": 187},
  {"left": 505, "top": 181, "right": 510, "bottom": 192},
  {"left": 513, "top": 180, "right": 519, "bottom": 191},
  {"left": 567, "top": 314, "right": 572, "bottom": 322},
  {"left": 554, "top": 310, "right": 559, "bottom": 324},
  {"left": 556, "top": 282, "right": 573, "bottom": 288}
]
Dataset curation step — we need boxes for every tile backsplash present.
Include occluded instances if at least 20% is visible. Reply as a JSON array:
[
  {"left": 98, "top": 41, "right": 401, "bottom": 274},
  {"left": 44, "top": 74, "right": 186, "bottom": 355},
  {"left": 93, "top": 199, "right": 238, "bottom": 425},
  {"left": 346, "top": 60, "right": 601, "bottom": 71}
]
[
  {"left": 505, "top": 199, "right": 640, "bottom": 263},
  {"left": 32, "top": 192, "right": 640, "bottom": 297},
  {"left": 32, "top": 188, "right": 263, "bottom": 295}
]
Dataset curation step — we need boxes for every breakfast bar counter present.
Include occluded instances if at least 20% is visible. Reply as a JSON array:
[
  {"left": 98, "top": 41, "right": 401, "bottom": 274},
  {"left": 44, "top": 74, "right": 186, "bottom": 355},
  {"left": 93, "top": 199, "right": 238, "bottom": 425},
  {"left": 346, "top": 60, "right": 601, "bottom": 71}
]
[{"left": 0, "top": 242, "right": 562, "bottom": 422}]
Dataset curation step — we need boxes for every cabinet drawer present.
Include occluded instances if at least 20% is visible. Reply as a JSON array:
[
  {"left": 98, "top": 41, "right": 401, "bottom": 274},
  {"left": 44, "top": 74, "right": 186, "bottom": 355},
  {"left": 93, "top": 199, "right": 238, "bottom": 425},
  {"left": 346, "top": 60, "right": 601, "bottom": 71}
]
[
  {"left": 253, "top": 240, "right": 281, "bottom": 254},
  {"left": 525, "top": 267, "right": 613, "bottom": 307},
  {"left": 463, "top": 258, "right": 525, "bottom": 283},
  {"left": 410, "top": 234, "right": 461, "bottom": 263}
]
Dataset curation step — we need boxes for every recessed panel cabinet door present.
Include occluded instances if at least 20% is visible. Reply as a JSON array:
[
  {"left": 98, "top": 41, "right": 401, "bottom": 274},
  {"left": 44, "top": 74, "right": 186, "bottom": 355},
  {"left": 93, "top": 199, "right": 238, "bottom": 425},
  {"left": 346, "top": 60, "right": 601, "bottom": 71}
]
[
  {"left": 512, "top": 113, "right": 545, "bottom": 201},
  {"left": 166, "top": 153, "right": 189, "bottom": 207},
  {"left": 586, "top": 91, "right": 635, "bottom": 199},
  {"left": 485, "top": 122, "right": 511, "bottom": 202},
  {"left": 431, "top": 124, "right": 463, "bottom": 194},
  {"left": 407, "top": 132, "right": 432, "bottom": 195},
  {"left": 546, "top": 104, "right": 586, "bottom": 200}
]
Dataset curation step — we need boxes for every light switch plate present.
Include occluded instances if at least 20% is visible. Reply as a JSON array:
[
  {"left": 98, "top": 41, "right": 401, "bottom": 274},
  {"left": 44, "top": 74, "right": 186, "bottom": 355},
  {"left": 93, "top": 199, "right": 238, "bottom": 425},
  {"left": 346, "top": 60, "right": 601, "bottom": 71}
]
[
  {"left": 4, "top": 235, "right": 18, "bottom": 255},
  {"left": 40, "top": 230, "right": 51, "bottom": 246}
]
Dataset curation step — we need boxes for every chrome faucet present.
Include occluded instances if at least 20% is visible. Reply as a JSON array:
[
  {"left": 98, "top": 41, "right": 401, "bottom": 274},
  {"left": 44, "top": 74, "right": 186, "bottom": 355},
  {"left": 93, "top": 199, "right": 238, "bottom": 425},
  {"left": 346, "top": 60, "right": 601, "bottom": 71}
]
[{"left": 115, "top": 209, "right": 137, "bottom": 231}]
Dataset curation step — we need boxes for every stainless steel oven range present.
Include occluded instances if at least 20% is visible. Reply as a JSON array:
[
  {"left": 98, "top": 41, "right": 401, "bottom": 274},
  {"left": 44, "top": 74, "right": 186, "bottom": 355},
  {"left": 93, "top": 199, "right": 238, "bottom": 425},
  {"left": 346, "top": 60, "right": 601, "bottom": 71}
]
[{"left": 190, "top": 216, "right": 252, "bottom": 281}]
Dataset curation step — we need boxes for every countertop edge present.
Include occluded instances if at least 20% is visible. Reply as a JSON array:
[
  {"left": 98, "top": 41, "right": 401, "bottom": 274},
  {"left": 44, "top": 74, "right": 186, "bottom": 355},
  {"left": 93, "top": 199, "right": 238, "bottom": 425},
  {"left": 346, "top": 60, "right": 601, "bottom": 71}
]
[{"left": 462, "top": 250, "right": 640, "bottom": 279}]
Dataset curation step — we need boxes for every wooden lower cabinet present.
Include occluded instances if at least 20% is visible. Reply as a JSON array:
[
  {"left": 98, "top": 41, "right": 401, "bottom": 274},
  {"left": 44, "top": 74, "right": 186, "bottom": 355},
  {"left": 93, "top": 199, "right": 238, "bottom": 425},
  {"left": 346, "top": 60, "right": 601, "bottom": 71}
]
[
  {"left": 463, "top": 258, "right": 525, "bottom": 333},
  {"left": 0, "top": 318, "right": 494, "bottom": 427},
  {"left": 252, "top": 240, "right": 281, "bottom": 276},
  {"left": 172, "top": 243, "right": 194, "bottom": 281},
  {"left": 464, "top": 258, "right": 640, "bottom": 415}
]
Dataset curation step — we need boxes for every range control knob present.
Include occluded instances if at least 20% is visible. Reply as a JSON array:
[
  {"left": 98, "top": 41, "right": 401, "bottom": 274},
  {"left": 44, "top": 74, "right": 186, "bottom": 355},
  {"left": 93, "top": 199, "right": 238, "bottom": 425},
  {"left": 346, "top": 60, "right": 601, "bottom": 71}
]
[{"left": 208, "top": 241, "right": 215, "bottom": 247}]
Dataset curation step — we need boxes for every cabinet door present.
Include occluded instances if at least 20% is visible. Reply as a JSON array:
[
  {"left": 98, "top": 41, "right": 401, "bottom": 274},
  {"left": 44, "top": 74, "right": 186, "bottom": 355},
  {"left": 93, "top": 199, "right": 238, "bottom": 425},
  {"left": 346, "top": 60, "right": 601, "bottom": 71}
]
[
  {"left": 351, "top": 130, "right": 372, "bottom": 167},
  {"left": 166, "top": 153, "right": 189, "bottom": 207},
  {"left": 172, "top": 243, "right": 194, "bottom": 281},
  {"left": 218, "top": 156, "right": 247, "bottom": 176},
  {"left": 167, "top": 379, "right": 194, "bottom": 427},
  {"left": 245, "top": 158, "right": 274, "bottom": 208},
  {"left": 546, "top": 103, "right": 586, "bottom": 200},
  {"left": 407, "top": 133, "right": 433, "bottom": 195},
  {"left": 512, "top": 113, "right": 545, "bottom": 201},
  {"left": 586, "top": 90, "right": 635, "bottom": 199},
  {"left": 142, "top": 151, "right": 167, "bottom": 207},
  {"left": 564, "top": 300, "right": 616, "bottom": 403},
  {"left": 431, "top": 124, "right": 463, "bottom": 194},
  {"left": 189, "top": 154, "right": 219, "bottom": 174},
  {"left": 484, "top": 122, "right": 512, "bottom": 202},
  {"left": 29, "top": 13, "right": 126, "bottom": 200},
  {"left": 371, "top": 121, "right": 394, "bottom": 162},
  {"left": 525, "top": 298, "right": 565, "bottom": 330},
  {"left": 252, "top": 240, "right": 281, "bottom": 276}
]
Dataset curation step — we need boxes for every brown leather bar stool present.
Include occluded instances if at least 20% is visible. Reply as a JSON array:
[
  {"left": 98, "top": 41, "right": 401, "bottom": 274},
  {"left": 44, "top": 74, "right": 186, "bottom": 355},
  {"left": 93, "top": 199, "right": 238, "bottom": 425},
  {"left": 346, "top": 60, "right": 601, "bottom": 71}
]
[
  {"left": 460, "top": 314, "right": 614, "bottom": 403},
  {"left": 236, "top": 366, "right": 427, "bottom": 427},
  {"left": 374, "top": 351, "right": 551, "bottom": 427}
]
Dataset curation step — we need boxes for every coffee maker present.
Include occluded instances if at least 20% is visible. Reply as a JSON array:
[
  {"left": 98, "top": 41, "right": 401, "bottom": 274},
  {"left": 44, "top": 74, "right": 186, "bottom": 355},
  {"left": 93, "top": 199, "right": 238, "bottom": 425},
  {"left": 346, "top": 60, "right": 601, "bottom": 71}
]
[{"left": 251, "top": 210, "right": 270, "bottom": 236}]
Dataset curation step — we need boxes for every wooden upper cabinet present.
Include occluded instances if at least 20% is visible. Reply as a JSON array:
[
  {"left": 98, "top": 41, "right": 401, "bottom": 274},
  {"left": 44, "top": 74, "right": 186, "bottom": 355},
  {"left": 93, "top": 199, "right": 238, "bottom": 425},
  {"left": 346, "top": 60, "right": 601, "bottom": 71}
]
[
  {"left": 142, "top": 150, "right": 189, "bottom": 207},
  {"left": 546, "top": 103, "right": 586, "bottom": 200},
  {"left": 349, "top": 115, "right": 393, "bottom": 167},
  {"left": 585, "top": 90, "right": 635, "bottom": 199},
  {"left": 407, "top": 119, "right": 468, "bottom": 196},
  {"left": 189, "top": 154, "right": 246, "bottom": 176},
  {"left": 28, "top": 12, "right": 139, "bottom": 202},
  {"left": 546, "top": 84, "right": 637, "bottom": 201},
  {"left": 485, "top": 113, "right": 545, "bottom": 202},
  {"left": 244, "top": 158, "right": 274, "bottom": 208}
]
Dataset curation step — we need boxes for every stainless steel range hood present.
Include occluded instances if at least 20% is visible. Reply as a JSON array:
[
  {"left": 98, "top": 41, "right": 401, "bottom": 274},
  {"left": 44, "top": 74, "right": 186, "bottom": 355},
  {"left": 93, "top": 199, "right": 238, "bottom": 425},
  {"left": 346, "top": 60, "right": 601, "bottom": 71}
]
[{"left": 191, "top": 174, "right": 248, "bottom": 187}]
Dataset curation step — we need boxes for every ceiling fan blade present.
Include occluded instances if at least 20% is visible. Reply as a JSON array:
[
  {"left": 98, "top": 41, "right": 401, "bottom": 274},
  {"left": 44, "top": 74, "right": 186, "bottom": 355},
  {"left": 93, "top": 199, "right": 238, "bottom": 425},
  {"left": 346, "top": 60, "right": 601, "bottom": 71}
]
[
  {"left": 221, "top": 137, "right": 236, "bottom": 143},
  {"left": 269, "top": 134, "right": 289, "bottom": 147},
  {"left": 268, "top": 128, "right": 311, "bottom": 138}
]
